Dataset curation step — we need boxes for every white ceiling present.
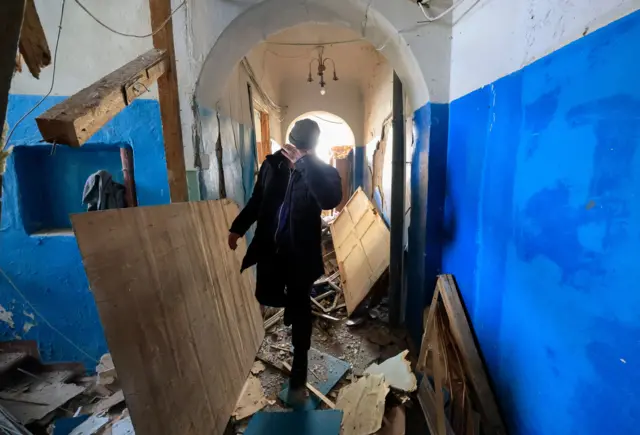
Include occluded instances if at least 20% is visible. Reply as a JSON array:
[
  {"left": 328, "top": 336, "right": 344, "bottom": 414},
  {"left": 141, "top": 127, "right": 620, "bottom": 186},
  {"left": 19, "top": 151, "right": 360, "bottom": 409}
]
[{"left": 246, "top": 23, "right": 388, "bottom": 93}]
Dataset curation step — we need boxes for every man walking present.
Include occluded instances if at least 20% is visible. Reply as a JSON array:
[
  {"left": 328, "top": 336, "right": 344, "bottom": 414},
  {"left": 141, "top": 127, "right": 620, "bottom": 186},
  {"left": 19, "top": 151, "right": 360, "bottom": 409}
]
[{"left": 228, "top": 119, "right": 342, "bottom": 403}]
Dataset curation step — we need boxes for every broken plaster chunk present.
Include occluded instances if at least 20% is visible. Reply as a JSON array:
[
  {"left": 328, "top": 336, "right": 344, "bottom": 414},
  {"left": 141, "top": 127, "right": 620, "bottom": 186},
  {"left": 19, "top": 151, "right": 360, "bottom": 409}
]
[
  {"left": 233, "top": 375, "right": 273, "bottom": 421},
  {"left": 96, "top": 353, "right": 117, "bottom": 385},
  {"left": 250, "top": 360, "right": 266, "bottom": 375},
  {"left": 336, "top": 374, "right": 389, "bottom": 435},
  {"left": 364, "top": 350, "right": 417, "bottom": 393}
]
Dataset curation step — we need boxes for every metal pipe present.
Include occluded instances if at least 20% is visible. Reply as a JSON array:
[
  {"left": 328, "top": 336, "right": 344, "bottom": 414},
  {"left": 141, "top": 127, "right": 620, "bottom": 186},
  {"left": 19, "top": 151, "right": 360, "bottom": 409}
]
[
  {"left": 389, "top": 72, "right": 406, "bottom": 327},
  {"left": 120, "top": 147, "right": 138, "bottom": 207}
]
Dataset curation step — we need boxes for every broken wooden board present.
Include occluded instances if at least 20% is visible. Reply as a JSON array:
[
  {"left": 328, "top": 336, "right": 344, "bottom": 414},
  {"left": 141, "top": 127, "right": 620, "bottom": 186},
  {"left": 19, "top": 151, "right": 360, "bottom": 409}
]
[
  {"left": 245, "top": 410, "right": 343, "bottom": 435},
  {"left": 36, "top": 49, "right": 168, "bottom": 146},
  {"left": 233, "top": 375, "right": 273, "bottom": 421},
  {"left": 416, "top": 378, "right": 455, "bottom": 435},
  {"left": 336, "top": 374, "right": 389, "bottom": 435},
  {"left": 1, "top": 0, "right": 25, "bottom": 134},
  {"left": 364, "top": 350, "right": 417, "bottom": 393},
  {"left": 19, "top": 0, "right": 50, "bottom": 79},
  {"left": 279, "top": 348, "right": 350, "bottom": 410},
  {"left": 0, "top": 369, "right": 85, "bottom": 424},
  {"left": 71, "top": 199, "right": 264, "bottom": 435},
  {"left": 437, "top": 275, "right": 506, "bottom": 435},
  {"left": 331, "top": 188, "right": 390, "bottom": 314},
  {"left": 92, "top": 390, "right": 125, "bottom": 415}
]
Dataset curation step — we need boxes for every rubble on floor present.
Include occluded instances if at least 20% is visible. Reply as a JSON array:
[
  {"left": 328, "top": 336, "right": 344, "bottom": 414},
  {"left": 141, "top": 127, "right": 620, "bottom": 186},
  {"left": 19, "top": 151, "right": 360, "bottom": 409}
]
[{"left": 0, "top": 342, "right": 134, "bottom": 435}]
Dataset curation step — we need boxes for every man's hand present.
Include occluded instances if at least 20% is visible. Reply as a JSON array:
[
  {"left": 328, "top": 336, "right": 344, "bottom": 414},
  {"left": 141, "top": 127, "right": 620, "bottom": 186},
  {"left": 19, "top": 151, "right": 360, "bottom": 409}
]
[
  {"left": 228, "top": 232, "right": 241, "bottom": 250},
  {"left": 281, "top": 143, "right": 307, "bottom": 164}
]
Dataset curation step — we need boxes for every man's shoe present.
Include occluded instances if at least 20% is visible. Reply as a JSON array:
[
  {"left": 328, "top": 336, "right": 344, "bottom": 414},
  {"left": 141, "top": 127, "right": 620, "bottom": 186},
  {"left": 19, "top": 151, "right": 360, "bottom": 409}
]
[{"left": 287, "top": 349, "right": 308, "bottom": 408}]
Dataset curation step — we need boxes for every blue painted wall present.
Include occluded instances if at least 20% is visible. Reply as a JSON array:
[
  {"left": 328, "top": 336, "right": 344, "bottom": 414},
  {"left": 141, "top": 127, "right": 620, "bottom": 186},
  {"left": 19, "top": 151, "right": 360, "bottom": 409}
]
[
  {"left": 405, "top": 102, "right": 449, "bottom": 343},
  {"left": 1, "top": 95, "right": 169, "bottom": 369},
  {"left": 13, "top": 145, "right": 124, "bottom": 234},
  {"left": 444, "top": 10, "right": 640, "bottom": 434}
]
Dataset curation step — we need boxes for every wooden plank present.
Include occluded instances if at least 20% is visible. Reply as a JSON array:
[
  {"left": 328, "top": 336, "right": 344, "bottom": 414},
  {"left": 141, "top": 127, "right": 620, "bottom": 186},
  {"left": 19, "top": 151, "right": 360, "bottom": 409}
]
[
  {"left": 438, "top": 274, "right": 506, "bottom": 435},
  {"left": 330, "top": 188, "right": 390, "bottom": 314},
  {"left": 417, "top": 284, "right": 441, "bottom": 371},
  {"left": 36, "top": 49, "right": 167, "bottom": 147},
  {"left": 149, "top": 0, "right": 188, "bottom": 202},
  {"left": 71, "top": 200, "right": 264, "bottom": 435},
  {"left": 18, "top": 0, "right": 50, "bottom": 79},
  {"left": 416, "top": 379, "right": 455, "bottom": 435},
  {"left": 432, "top": 315, "right": 447, "bottom": 435},
  {"left": 1, "top": 0, "right": 25, "bottom": 135}
]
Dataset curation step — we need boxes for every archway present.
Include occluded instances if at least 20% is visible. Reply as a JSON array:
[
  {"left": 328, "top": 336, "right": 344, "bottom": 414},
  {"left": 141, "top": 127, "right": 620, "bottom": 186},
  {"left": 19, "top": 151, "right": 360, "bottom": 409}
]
[
  {"left": 192, "top": 0, "right": 437, "bottom": 340},
  {"left": 194, "top": 0, "right": 430, "bottom": 114}
]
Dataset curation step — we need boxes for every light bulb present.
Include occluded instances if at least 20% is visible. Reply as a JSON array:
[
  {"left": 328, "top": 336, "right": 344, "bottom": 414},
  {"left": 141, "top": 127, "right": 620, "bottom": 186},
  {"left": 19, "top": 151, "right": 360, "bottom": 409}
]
[{"left": 320, "top": 88, "right": 326, "bottom": 96}]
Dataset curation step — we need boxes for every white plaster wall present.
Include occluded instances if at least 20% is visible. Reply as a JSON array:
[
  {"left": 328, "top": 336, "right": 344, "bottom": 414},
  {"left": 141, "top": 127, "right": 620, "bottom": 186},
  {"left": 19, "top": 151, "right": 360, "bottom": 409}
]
[
  {"left": 280, "top": 80, "right": 364, "bottom": 146},
  {"left": 10, "top": 0, "right": 157, "bottom": 99},
  {"left": 363, "top": 51, "right": 393, "bottom": 145},
  {"left": 215, "top": 55, "right": 283, "bottom": 143},
  {"left": 450, "top": 0, "right": 640, "bottom": 100}
]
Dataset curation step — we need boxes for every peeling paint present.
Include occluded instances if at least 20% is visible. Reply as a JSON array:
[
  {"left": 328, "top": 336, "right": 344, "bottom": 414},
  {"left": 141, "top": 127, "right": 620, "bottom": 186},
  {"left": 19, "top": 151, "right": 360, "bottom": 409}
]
[
  {"left": 22, "top": 322, "right": 35, "bottom": 334},
  {"left": 0, "top": 305, "right": 15, "bottom": 328}
]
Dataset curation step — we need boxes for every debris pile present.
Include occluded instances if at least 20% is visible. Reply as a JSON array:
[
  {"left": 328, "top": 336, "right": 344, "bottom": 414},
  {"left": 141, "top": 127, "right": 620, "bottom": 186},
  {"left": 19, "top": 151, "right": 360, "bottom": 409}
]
[{"left": 0, "top": 343, "right": 132, "bottom": 435}]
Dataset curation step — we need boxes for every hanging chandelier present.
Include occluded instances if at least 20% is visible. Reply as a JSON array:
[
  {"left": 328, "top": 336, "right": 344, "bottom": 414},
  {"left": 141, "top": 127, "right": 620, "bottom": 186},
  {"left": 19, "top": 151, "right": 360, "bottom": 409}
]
[{"left": 307, "top": 47, "right": 338, "bottom": 96}]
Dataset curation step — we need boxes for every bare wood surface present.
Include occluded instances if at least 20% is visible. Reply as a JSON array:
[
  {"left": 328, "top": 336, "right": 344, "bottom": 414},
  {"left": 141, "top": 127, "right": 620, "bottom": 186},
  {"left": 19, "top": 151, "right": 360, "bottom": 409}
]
[
  {"left": 18, "top": 0, "right": 50, "bottom": 79},
  {"left": 36, "top": 49, "right": 167, "bottom": 146},
  {"left": 71, "top": 200, "right": 264, "bottom": 435},
  {"left": 416, "top": 379, "right": 455, "bottom": 435},
  {"left": 438, "top": 275, "right": 506, "bottom": 435},
  {"left": 1, "top": 0, "right": 25, "bottom": 134},
  {"left": 149, "top": 0, "right": 188, "bottom": 202}
]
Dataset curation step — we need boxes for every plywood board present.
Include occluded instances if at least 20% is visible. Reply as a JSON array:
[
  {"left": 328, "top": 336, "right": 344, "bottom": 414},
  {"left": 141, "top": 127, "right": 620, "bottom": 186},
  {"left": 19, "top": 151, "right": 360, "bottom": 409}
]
[
  {"left": 71, "top": 200, "right": 264, "bottom": 435},
  {"left": 331, "top": 188, "right": 390, "bottom": 314}
]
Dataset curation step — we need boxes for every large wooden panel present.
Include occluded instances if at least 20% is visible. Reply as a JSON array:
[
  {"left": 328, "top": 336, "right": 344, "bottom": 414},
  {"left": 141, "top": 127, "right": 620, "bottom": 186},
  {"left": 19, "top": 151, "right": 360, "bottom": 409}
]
[
  {"left": 331, "top": 188, "right": 390, "bottom": 314},
  {"left": 72, "top": 200, "right": 264, "bottom": 435}
]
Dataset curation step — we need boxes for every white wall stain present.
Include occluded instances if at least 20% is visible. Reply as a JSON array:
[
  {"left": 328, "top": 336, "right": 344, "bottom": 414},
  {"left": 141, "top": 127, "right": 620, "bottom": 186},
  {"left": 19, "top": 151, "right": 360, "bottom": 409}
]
[
  {"left": 23, "top": 311, "right": 35, "bottom": 321},
  {"left": 0, "top": 305, "right": 15, "bottom": 329},
  {"left": 23, "top": 322, "right": 35, "bottom": 334}
]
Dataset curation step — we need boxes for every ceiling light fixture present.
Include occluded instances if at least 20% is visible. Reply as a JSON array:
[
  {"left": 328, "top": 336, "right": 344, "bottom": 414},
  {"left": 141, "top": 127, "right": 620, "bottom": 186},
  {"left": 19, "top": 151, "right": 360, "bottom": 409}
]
[{"left": 307, "top": 47, "right": 338, "bottom": 96}]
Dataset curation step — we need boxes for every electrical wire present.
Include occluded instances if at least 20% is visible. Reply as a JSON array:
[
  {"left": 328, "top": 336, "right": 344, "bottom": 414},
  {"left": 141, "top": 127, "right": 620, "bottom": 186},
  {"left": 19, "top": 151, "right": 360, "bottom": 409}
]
[
  {"left": 73, "top": 0, "right": 186, "bottom": 38},
  {"left": 0, "top": 267, "right": 99, "bottom": 364},
  {"left": 265, "top": 38, "right": 365, "bottom": 47},
  {"left": 3, "top": 0, "right": 67, "bottom": 150},
  {"left": 417, "top": 0, "right": 467, "bottom": 22}
]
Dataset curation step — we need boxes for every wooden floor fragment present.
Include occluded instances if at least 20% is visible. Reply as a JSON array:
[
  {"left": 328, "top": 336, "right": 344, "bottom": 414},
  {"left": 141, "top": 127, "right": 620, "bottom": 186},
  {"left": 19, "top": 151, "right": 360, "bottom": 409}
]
[
  {"left": 71, "top": 200, "right": 264, "bottom": 435},
  {"left": 331, "top": 188, "right": 390, "bottom": 314},
  {"left": 336, "top": 374, "right": 389, "bottom": 435}
]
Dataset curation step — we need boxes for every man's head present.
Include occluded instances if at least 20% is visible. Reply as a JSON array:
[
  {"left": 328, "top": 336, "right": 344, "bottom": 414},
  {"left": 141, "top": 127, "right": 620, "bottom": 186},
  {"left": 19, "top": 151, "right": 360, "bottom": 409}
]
[{"left": 289, "top": 118, "right": 320, "bottom": 151}]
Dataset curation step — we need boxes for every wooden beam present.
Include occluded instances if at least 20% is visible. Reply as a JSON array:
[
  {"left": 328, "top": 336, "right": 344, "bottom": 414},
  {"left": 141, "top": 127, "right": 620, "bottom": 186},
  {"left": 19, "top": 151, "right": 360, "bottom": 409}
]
[
  {"left": 149, "top": 0, "right": 188, "bottom": 202},
  {"left": 19, "top": 0, "right": 50, "bottom": 79},
  {"left": 438, "top": 275, "right": 506, "bottom": 435},
  {"left": 35, "top": 49, "right": 168, "bottom": 147},
  {"left": 1, "top": 0, "right": 25, "bottom": 135}
]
